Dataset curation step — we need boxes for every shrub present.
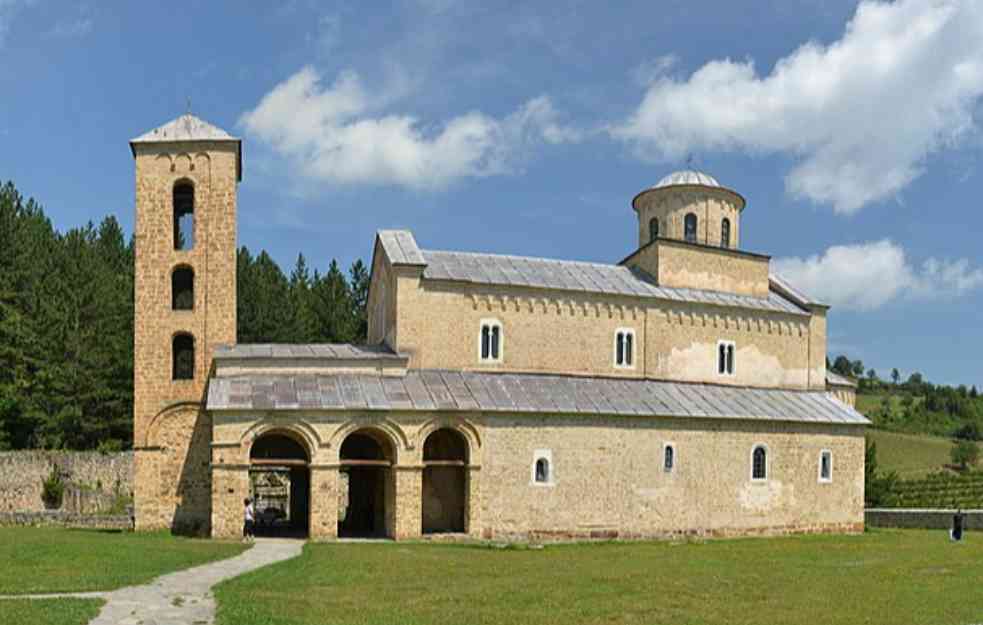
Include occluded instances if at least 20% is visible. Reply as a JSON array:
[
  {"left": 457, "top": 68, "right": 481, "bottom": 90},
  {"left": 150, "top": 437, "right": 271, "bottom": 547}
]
[
  {"left": 951, "top": 440, "right": 980, "bottom": 471},
  {"left": 953, "top": 422, "right": 982, "bottom": 442},
  {"left": 41, "top": 466, "right": 65, "bottom": 510}
]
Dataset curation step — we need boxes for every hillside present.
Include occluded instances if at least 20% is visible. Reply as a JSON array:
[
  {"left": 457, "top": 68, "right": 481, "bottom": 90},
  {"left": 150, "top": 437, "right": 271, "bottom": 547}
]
[{"left": 865, "top": 430, "right": 966, "bottom": 479}]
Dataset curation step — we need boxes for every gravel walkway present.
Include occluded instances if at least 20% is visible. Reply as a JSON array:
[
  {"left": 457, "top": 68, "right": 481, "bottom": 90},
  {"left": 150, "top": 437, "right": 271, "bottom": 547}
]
[{"left": 0, "top": 538, "right": 303, "bottom": 625}]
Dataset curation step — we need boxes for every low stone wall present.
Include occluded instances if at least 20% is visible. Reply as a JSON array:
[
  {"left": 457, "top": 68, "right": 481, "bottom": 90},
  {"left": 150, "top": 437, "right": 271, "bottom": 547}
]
[
  {"left": 0, "top": 450, "right": 133, "bottom": 514},
  {"left": 0, "top": 511, "right": 133, "bottom": 530},
  {"left": 865, "top": 508, "right": 983, "bottom": 530}
]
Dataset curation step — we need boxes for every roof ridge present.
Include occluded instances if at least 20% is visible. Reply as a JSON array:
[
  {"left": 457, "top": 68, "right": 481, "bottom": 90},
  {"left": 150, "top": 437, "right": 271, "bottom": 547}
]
[{"left": 422, "top": 247, "right": 623, "bottom": 271}]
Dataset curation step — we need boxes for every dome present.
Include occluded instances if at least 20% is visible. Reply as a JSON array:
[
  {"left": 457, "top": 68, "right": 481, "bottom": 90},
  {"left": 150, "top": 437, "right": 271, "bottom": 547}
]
[{"left": 653, "top": 170, "right": 720, "bottom": 189}]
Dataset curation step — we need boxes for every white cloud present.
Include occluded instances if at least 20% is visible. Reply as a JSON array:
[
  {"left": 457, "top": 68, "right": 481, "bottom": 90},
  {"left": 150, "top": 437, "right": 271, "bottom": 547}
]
[
  {"left": 773, "top": 240, "right": 983, "bottom": 311},
  {"left": 240, "top": 66, "right": 578, "bottom": 189},
  {"left": 613, "top": 0, "right": 983, "bottom": 214},
  {"left": 46, "top": 15, "right": 93, "bottom": 39},
  {"left": 0, "top": 0, "right": 31, "bottom": 46}
]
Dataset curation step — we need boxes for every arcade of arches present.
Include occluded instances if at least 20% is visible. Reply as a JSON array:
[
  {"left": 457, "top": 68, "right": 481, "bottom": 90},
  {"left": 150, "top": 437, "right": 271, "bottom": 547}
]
[{"left": 213, "top": 422, "right": 479, "bottom": 540}]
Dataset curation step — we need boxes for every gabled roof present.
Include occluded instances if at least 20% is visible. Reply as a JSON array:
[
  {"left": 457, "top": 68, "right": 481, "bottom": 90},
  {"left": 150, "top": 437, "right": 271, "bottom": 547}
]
[
  {"left": 376, "top": 230, "right": 426, "bottom": 266},
  {"left": 420, "top": 248, "right": 808, "bottom": 315},
  {"left": 769, "top": 273, "right": 826, "bottom": 309},
  {"left": 206, "top": 369, "right": 869, "bottom": 426},
  {"left": 130, "top": 114, "right": 242, "bottom": 180}
]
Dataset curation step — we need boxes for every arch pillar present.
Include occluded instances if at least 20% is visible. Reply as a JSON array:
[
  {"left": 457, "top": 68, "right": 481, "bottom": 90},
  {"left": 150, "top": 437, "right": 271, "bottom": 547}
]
[
  {"left": 309, "top": 464, "right": 339, "bottom": 541},
  {"left": 210, "top": 462, "right": 249, "bottom": 539},
  {"left": 465, "top": 465, "right": 481, "bottom": 537},
  {"left": 394, "top": 466, "right": 423, "bottom": 540}
]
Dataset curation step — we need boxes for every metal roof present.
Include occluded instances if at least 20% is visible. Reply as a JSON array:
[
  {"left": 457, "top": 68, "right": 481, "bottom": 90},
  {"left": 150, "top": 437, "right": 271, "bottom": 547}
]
[
  {"left": 214, "top": 343, "right": 406, "bottom": 361},
  {"left": 206, "top": 370, "right": 869, "bottom": 425},
  {"left": 826, "top": 371, "right": 859, "bottom": 388},
  {"left": 130, "top": 114, "right": 242, "bottom": 181},
  {"left": 420, "top": 249, "right": 808, "bottom": 315},
  {"left": 131, "top": 114, "right": 238, "bottom": 144},
  {"left": 654, "top": 170, "right": 721, "bottom": 189},
  {"left": 769, "top": 273, "right": 824, "bottom": 308},
  {"left": 377, "top": 230, "right": 426, "bottom": 266}
]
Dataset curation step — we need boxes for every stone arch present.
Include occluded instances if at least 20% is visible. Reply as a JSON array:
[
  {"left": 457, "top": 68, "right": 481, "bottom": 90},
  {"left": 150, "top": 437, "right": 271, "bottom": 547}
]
[
  {"left": 328, "top": 419, "right": 409, "bottom": 462},
  {"left": 415, "top": 417, "right": 481, "bottom": 463},
  {"left": 174, "top": 153, "right": 193, "bottom": 173},
  {"left": 143, "top": 401, "right": 202, "bottom": 449},
  {"left": 241, "top": 419, "right": 322, "bottom": 460}
]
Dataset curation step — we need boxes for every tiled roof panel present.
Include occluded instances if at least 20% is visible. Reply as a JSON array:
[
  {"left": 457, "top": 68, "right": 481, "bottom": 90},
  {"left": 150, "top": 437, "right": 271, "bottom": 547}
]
[
  {"left": 207, "top": 370, "right": 869, "bottom": 426},
  {"left": 420, "top": 249, "right": 807, "bottom": 315}
]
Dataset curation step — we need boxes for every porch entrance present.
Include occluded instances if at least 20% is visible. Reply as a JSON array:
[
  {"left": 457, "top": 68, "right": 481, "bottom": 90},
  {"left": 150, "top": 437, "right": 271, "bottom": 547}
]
[
  {"left": 249, "top": 432, "right": 310, "bottom": 538},
  {"left": 339, "top": 430, "right": 395, "bottom": 538},
  {"left": 422, "top": 429, "right": 468, "bottom": 534}
]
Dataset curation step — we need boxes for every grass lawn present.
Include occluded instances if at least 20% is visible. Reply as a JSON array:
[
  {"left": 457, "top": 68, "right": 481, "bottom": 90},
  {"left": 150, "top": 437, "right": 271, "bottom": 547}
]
[
  {"left": 867, "top": 429, "right": 962, "bottom": 478},
  {"left": 0, "top": 599, "right": 103, "bottom": 625},
  {"left": 216, "top": 530, "right": 983, "bottom": 625},
  {"left": 0, "top": 527, "right": 247, "bottom": 594}
]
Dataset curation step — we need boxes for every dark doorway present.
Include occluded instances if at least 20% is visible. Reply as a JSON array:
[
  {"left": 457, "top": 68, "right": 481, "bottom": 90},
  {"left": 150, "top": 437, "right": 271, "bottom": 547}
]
[
  {"left": 422, "top": 429, "right": 468, "bottom": 534},
  {"left": 339, "top": 430, "right": 394, "bottom": 538},
  {"left": 249, "top": 432, "right": 311, "bottom": 538}
]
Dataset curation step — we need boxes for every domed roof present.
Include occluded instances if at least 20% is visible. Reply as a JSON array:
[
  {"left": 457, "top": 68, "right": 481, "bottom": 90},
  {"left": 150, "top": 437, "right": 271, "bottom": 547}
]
[{"left": 653, "top": 169, "right": 720, "bottom": 189}]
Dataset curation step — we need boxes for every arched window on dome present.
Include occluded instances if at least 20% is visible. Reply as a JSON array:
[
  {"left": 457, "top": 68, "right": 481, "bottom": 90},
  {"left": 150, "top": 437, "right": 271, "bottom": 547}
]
[
  {"left": 649, "top": 218, "right": 660, "bottom": 243},
  {"left": 684, "top": 213, "right": 698, "bottom": 243},
  {"left": 721, "top": 218, "right": 731, "bottom": 249}
]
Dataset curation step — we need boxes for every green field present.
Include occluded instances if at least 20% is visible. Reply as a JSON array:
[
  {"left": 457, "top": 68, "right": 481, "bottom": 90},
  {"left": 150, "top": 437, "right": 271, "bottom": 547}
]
[
  {"left": 866, "top": 429, "right": 962, "bottom": 478},
  {"left": 215, "top": 530, "right": 983, "bottom": 625},
  {"left": 0, "top": 528, "right": 247, "bottom": 595},
  {"left": 0, "top": 599, "right": 103, "bottom": 625}
]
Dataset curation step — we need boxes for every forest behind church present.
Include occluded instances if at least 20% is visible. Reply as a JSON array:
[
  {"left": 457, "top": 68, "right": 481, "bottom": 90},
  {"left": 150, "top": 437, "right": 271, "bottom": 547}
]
[{"left": 0, "top": 182, "right": 369, "bottom": 451}]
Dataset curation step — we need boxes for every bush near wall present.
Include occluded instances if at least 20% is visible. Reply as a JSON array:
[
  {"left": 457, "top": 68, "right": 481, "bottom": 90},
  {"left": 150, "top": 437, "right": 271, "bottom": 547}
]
[{"left": 880, "top": 471, "right": 983, "bottom": 509}]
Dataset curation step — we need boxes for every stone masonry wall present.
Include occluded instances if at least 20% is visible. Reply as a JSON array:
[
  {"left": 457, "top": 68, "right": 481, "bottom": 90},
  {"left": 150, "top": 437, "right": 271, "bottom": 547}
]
[
  {"left": 209, "top": 410, "right": 865, "bottom": 542},
  {"left": 0, "top": 451, "right": 133, "bottom": 514},
  {"left": 393, "top": 274, "right": 822, "bottom": 390}
]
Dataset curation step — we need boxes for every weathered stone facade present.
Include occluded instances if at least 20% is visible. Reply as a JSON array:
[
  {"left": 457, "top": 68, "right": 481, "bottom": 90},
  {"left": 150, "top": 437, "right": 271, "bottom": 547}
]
[
  {"left": 131, "top": 117, "right": 239, "bottom": 534},
  {"left": 0, "top": 450, "right": 133, "bottom": 514},
  {"left": 129, "top": 117, "right": 867, "bottom": 541}
]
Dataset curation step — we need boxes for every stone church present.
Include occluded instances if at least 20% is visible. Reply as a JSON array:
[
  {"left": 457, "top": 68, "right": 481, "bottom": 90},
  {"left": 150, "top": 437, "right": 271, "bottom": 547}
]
[{"left": 130, "top": 113, "right": 867, "bottom": 541}]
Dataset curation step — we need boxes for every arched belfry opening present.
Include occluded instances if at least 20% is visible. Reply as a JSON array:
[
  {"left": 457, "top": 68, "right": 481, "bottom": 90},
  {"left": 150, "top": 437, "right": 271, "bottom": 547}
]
[
  {"left": 171, "top": 266, "right": 194, "bottom": 310},
  {"left": 339, "top": 429, "right": 395, "bottom": 538},
  {"left": 173, "top": 181, "right": 195, "bottom": 251},
  {"left": 422, "top": 428, "right": 469, "bottom": 534},
  {"left": 249, "top": 431, "right": 311, "bottom": 538}
]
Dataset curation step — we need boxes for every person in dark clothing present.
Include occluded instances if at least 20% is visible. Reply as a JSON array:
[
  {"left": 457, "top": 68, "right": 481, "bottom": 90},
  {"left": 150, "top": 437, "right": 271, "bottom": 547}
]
[{"left": 951, "top": 509, "right": 965, "bottom": 542}]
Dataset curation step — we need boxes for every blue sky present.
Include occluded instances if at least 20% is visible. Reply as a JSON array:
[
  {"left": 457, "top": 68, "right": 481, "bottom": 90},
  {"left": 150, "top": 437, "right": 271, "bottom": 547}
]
[{"left": 2, "top": 0, "right": 982, "bottom": 387}]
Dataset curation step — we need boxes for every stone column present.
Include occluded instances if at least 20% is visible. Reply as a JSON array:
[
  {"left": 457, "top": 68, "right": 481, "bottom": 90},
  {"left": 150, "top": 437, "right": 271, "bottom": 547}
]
[
  {"left": 309, "top": 465, "right": 339, "bottom": 541},
  {"left": 211, "top": 464, "right": 248, "bottom": 539},
  {"left": 466, "top": 465, "right": 482, "bottom": 538},
  {"left": 394, "top": 466, "right": 423, "bottom": 540}
]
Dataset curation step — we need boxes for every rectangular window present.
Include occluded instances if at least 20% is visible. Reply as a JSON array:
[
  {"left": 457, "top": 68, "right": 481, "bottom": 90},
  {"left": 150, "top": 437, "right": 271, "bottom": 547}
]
[
  {"left": 479, "top": 320, "right": 503, "bottom": 363},
  {"left": 819, "top": 450, "right": 832, "bottom": 482},
  {"left": 717, "top": 341, "right": 735, "bottom": 376},
  {"left": 615, "top": 329, "right": 635, "bottom": 369}
]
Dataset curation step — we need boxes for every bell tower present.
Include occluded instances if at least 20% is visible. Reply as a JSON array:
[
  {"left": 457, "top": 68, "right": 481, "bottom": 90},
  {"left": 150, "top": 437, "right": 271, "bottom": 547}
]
[{"left": 130, "top": 114, "right": 240, "bottom": 532}]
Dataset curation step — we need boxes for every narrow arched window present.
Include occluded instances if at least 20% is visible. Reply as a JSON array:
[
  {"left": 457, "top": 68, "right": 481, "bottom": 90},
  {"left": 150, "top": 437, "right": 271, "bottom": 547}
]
[
  {"left": 649, "top": 218, "right": 660, "bottom": 243},
  {"left": 752, "top": 446, "right": 767, "bottom": 480},
  {"left": 171, "top": 266, "right": 194, "bottom": 310},
  {"left": 615, "top": 328, "right": 635, "bottom": 368},
  {"left": 684, "top": 213, "right": 698, "bottom": 243},
  {"left": 172, "top": 333, "right": 195, "bottom": 380},
  {"left": 479, "top": 319, "right": 502, "bottom": 362},
  {"left": 664, "top": 444, "right": 675, "bottom": 473},
  {"left": 535, "top": 458, "right": 550, "bottom": 483},
  {"left": 721, "top": 218, "right": 731, "bottom": 249},
  {"left": 173, "top": 182, "right": 195, "bottom": 251}
]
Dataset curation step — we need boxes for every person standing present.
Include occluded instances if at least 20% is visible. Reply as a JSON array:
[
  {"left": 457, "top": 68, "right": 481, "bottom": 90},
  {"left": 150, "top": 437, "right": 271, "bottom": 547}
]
[
  {"left": 244, "top": 498, "right": 255, "bottom": 542},
  {"left": 951, "top": 509, "right": 965, "bottom": 542}
]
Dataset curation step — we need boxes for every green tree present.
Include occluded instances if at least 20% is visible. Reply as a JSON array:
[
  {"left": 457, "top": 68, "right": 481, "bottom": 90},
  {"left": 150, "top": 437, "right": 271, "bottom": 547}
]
[
  {"left": 951, "top": 440, "right": 980, "bottom": 471},
  {"left": 891, "top": 368, "right": 901, "bottom": 385}
]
